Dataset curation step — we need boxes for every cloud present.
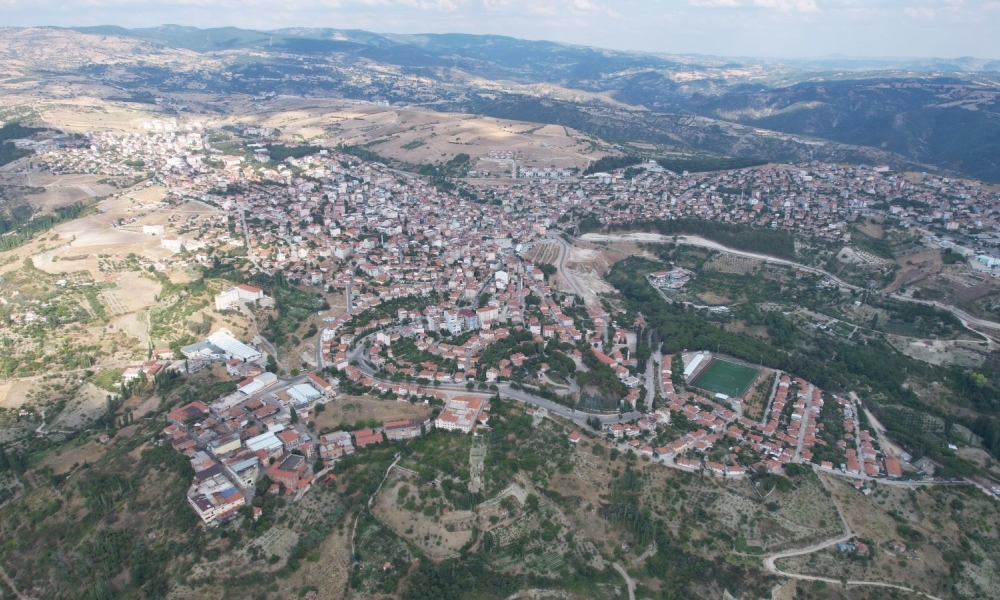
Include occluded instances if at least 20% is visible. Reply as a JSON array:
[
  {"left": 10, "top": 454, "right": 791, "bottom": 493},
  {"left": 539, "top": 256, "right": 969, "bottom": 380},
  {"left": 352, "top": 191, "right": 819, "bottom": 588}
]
[
  {"left": 396, "top": 0, "right": 461, "bottom": 10},
  {"left": 687, "top": 0, "right": 741, "bottom": 7},
  {"left": 686, "top": 0, "right": 817, "bottom": 10},
  {"left": 750, "top": 0, "right": 818, "bottom": 11}
]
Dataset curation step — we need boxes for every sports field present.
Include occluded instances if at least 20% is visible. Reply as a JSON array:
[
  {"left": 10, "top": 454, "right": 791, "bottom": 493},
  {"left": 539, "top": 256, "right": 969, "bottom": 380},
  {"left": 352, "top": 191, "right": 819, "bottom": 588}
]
[{"left": 690, "top": 359, "right": 760, "bottom": 398}]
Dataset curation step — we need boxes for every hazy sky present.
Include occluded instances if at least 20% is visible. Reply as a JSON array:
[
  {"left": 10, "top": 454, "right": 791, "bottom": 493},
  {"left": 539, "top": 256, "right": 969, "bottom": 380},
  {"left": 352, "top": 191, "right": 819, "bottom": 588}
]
[{"left": 4, "top": 0, "right": 1000, "bottom": 59}]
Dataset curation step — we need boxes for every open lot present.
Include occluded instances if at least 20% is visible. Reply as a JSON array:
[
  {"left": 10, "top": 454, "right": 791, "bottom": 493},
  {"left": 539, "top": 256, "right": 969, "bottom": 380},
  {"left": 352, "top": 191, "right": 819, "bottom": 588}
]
[
  {"left": 690, "top": 358, "right": 760, "bottom": 398},
  {"left": 312, "top": 395, "right": 433, "bottom": 431}
]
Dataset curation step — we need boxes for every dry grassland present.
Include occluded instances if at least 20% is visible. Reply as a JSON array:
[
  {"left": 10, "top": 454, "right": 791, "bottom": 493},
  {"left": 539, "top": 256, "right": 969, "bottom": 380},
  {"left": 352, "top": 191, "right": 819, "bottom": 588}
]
[
  {"left": 39, "top": 434, "right": 110, "bottom": 474},
  {"left": 821, "top": 477, "right": 950, "bottom": 591},
  {"left": 313, "top": 395, "right": 433, "bottom": 431},
  {"left": 0, "top": 171, "right": 116, "bottom": 209},
  {"left": 229, "top": 97, "right": 611, "bottom": 174},
  {"left": 697, "top": 291, "right": 731, "bottom": 305},
  {"left": 52, "top": 382, "right": 115, "bottom": 430},
  {"left": 374, "top": 471, "right": 475, "bottom": 560},
  {"left": 888, "top": 335, "right": 989, "bottom": 368},
  {"left": 0, "top": 380, "right": 33, "bottom": 410}
]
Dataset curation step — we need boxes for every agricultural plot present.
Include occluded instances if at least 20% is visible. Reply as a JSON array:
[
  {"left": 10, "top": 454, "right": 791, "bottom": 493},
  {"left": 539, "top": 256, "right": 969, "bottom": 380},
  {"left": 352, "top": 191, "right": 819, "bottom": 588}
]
[
  {"left": 689, "top": 358, "right": 760, "bottom": 398},
  {"left": 704, "top": 253, "right": 762, "bottom": 275}
]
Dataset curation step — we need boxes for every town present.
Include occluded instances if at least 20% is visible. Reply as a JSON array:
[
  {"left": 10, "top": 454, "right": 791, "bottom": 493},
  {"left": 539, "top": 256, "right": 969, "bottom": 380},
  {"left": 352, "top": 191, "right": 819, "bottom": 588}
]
[{"left": 11, "top": 119, "right": 1000, "bottom": 528}]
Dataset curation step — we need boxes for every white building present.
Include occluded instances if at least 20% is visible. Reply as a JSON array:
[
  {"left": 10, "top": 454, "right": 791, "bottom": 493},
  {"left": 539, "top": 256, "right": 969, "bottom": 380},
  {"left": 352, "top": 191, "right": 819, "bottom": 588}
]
[
  {"left": 207, "top": 330, "right": 261, "bottom": 362},
  {"left": 187, "top": 473, "right": 245, "bottom": 526},
  {"left": 215, "top": 284, "right": 267, "bottom": 311},
  {"left": 443, "top": 310, "right": 463, "bottom": 335},
  {"left": 435, "top": 396, "right": 485, "bottom": 434},
  {"left": 161, "top": 236, "right": 185, "bottom": 252},
  {"left": 287, "top": 383, "right": 322, "bottom": 407},
  {"left": 244, "top": 431, "right": 284, "bottom": 457},
  {"left": 683, "top": 353, "right": 707, "bottom": 379}
]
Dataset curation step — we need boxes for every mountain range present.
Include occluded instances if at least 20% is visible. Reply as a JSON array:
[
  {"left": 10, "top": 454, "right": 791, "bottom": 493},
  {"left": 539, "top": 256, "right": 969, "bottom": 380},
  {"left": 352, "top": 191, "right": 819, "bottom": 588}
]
[{"left": 4, "top": 25, "right": 1000, "bottom": 181}]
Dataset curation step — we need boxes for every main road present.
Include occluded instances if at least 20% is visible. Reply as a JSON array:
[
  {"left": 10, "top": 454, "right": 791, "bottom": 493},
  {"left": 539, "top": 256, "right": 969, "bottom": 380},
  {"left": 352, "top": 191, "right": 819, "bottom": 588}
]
[
  {"left": 343, "top": 329, "right": 639, "bottom": 426},
  {"left": 580, "top": 232, "right": 1000, "bottom": 344}
]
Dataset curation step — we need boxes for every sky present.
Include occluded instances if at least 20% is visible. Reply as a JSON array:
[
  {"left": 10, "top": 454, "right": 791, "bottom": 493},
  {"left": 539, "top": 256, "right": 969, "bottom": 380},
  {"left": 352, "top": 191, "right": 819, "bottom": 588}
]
[{"left": 3, "top": 0, "right": 1000, "bottom": 59}]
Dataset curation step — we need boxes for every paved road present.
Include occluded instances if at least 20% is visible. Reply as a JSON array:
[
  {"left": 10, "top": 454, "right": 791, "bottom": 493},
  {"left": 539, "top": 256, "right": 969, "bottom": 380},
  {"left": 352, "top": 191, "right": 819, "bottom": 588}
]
[
  {"left": 580, "top": 232, "right": 1000, "bottom": 343},
  {"left": 550, "top": 235, "right": 585, "bottom": 298},
  {"left": 644, "top": 355, "right": 656, "bottom": 408},
  {"left": 345, "top": 329, "right": 637, "bottom": 426},
  {"left": 499, "top": 384, "right": 639, "bottom": 425},
  {"left": 791, "top": 383, "right": 815, "bottom": 462},
  {"left": 315, "top": 322, "right": 328, "bottom": 370}
]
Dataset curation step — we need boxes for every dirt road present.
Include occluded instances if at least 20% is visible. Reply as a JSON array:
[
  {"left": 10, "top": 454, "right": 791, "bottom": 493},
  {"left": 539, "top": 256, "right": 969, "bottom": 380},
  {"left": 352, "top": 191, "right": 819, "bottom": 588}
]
[
  {"left": 762, "top": 474, "right": 945, "bottom": 600},
  {"left": 0, "top": 562, "right": 27, "bottom": 600},
  {"left": 613, "top": 562, "right": 635, "bottom": 600}
]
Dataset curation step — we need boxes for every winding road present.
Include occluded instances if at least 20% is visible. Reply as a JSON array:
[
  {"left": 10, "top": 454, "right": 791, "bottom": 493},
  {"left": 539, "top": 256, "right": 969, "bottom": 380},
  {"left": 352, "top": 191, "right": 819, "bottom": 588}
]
[
  {"left": 613, "top": 563, "right": 636, "bottom": 600},
  {"left": 550, "top": 235, "right": 586, "bottom": 298},
  {"left": 580, "top": 232, "right": 1000, "bottom": 344},
  {"left": 343, "top": 328, "right": 639, "bottom": 425},
  {"left": 761, "top": 474, "right": 946, "bottom": 600}
]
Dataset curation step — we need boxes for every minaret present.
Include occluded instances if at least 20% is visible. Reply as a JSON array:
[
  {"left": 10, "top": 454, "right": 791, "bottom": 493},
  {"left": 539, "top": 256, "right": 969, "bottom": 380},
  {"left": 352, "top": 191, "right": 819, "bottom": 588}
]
[{"left": 346, "top": 279, "right": 352, "bottom": 315}]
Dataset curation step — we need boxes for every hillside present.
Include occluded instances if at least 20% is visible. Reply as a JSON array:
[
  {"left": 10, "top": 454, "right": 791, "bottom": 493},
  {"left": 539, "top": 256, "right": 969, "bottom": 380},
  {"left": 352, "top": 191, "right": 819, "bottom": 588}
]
[
  {"left": 0, "top": 27, "right": 993, "bottom": 178},
  {"left": 42, "top": 25, "right": 1000, "bottom": 181}
]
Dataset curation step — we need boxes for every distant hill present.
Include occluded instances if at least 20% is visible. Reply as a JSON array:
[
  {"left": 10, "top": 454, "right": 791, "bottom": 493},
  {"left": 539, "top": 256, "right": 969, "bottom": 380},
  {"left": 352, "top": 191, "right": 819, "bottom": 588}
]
[{"left": 49, "top": 25, "right": 1000, "bottom": 181}]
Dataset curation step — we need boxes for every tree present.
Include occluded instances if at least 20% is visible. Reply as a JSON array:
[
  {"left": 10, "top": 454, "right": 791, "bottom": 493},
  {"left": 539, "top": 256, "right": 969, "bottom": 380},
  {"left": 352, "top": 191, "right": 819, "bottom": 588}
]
[{"left": 290, "top": 407, "right": 298, "bottom": 424}]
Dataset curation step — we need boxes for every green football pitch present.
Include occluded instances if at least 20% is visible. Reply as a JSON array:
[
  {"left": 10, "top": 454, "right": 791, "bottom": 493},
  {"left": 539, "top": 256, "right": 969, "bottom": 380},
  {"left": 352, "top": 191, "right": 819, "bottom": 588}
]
[{"left": 690, "top": 359, "right": 760, "bottom": 398}]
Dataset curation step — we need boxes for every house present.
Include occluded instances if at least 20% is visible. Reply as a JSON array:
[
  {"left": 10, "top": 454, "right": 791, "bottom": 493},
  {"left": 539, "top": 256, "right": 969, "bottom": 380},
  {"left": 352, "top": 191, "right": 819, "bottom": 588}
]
[
  {"left": 384, "top": 418, "right": 426, "bottom": 441},
  {"left": 187, "top": 473, "right": 245, "bottom": 526},
  {"left": 675, "top": 457, "right": 700, "bottom": 470},
  {"left": 121, "top": 360, "right": 164, "bottom": 383},
  {"left": 307, "top": 372, "right": 336, "bottom": 397},
  {"left": 167, "top": 401, "right": 209, "bottom": 425},
  {"left": 352, "top": 429, "right": 384, "bottom": 447},
  {"left": 208, "top": 433, "right": 241, "bottom": 457},
  {"left": 568, "top": 432, "right": 581, "bottom": 444},
  {"left": 224, "top": 456, "right": 261, "bottom": 487},
  {"left": 245, "top": 431, "right": 284, "bottom": 458},
  {"left": 266, "top": 453, "right": 312, "bottom": 493},
  {"left": 319, "top": 431, "right": 354, "bottom": 461},
  {"left": 161, "top": 236, "right": 185, "bottom": 252},
  {"left": 278, "top": 429, "right": 304, "bottom": 452}
]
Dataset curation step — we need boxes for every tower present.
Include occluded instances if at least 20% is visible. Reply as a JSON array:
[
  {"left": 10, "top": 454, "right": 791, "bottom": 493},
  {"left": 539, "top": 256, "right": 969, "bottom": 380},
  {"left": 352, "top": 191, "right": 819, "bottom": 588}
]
[{"left": 346, "top": 278, "right": 352, "bottom": 315}]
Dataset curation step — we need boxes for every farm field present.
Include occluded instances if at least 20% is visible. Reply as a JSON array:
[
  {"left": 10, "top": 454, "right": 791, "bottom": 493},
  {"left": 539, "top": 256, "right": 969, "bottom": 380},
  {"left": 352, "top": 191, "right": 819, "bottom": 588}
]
[{"left": 690, "top": 358, "right": 760, "bottom": 398}]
